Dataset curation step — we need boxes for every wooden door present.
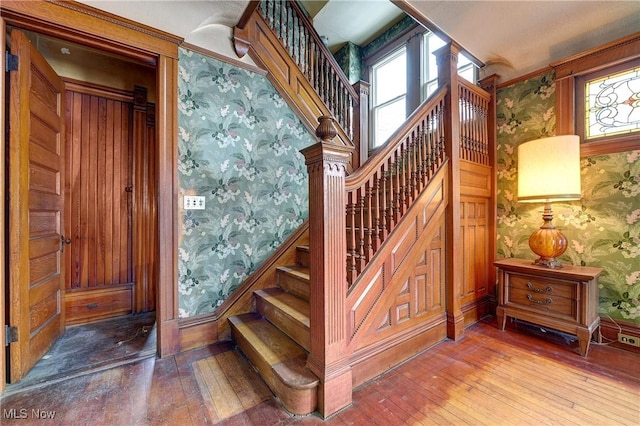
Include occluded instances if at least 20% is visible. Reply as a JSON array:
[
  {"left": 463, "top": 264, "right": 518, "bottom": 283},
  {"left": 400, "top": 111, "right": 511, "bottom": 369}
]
[
  {"left": 8, "top": 29, "right": 66, "bottom": 382},
  {"left": 62, "top": 83, "right": 157, "bottom": 324},
  {"left": 63, "top": 83, "right": 135, "bottom": 325}
]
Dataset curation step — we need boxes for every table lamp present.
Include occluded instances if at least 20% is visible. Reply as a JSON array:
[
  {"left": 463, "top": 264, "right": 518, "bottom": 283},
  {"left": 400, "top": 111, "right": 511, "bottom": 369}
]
[{"left": 517, "top": 135, "right": 581, "bottom": 268}]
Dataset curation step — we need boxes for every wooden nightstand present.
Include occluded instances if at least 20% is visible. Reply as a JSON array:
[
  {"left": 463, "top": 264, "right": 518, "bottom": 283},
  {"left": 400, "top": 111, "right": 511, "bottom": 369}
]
[{"left": 495, "top": 258, "right": 603, "bottom": 356}]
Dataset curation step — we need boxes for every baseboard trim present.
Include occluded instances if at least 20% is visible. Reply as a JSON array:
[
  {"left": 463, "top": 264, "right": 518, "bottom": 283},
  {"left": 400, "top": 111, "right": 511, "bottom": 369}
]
[
  {"left": 599, "top": 316, "right": 640, "bottom": 354},
  {"left": 462, "top": 296, "right": 493, "bottom": 327},
  {"left": 349, "top": 317, "right": 447, "bottom": 388}
]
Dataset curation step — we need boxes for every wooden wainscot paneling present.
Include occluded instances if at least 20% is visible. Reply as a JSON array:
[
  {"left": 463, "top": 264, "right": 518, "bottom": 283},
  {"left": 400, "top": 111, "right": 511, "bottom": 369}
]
[
  {"left": 349, "top": 266, "right": 385, "bottom": 337},
  {"left": 460, "top": 160, "right": 492, "bottom": 198},
  {"left": 349, "top": 217, "right": 447, "bottom": 388},
  {"left": 65, "top": 284, "right": 133, "bottom": 325},
  {"left": 459, "top": 160, "right": 492, "bottom": 325},
  {"left": 346, "top": 165, "right": 448, "bottom": 387}
]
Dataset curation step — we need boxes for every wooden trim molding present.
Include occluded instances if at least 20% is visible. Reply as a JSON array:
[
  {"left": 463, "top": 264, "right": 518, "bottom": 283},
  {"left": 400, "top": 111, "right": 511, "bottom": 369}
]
[
  {"left": 1, "top": 0, "right": 181, "bottom": 365},
  {"left": 599, "top": 316, "right": 640, "bottom": 355},
  {"left": 180, "top": 42, "right": 267, "bottom": 76},
  {"left": 552, "top": 32, "right": 640, "bottom": 156},
  {"left": 1, "top": 15, "right": 7, "bottom": 395}
]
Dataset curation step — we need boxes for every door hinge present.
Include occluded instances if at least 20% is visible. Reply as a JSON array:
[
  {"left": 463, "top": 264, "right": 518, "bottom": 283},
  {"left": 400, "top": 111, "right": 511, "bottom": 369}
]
[
  {"left": 5, "top": 325, "right": 18, "bottom": 346},
  {"left": 6, "top": 52, "right": 18, "bottom": 72}
]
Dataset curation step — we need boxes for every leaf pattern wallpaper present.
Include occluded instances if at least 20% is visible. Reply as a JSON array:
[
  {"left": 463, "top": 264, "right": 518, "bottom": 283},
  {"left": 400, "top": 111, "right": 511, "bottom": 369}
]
[
  {"left": 177, "top": 48, "right": 315, "bottom": 317},
  {"left": 497, "top": 72, "right": 640, "bottom": 324}
]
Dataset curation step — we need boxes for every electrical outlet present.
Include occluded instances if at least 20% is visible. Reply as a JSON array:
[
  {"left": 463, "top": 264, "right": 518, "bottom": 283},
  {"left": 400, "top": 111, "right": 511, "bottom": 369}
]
[
  {"left": 183, "top": 195, "right": 206, "bottom": 210},
  {"left": 618, "top": 333, "right": 640, "bottom": 347}
]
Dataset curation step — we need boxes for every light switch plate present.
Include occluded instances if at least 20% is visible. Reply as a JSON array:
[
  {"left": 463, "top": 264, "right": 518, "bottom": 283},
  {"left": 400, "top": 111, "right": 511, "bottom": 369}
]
[{"left": 184, "top": 195, "right": 206, "bottom": 210}]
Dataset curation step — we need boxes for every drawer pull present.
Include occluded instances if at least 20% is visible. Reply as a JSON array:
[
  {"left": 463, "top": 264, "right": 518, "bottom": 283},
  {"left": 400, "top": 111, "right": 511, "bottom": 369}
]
[
  {"left": 526, "top": 281, "right": 552, "bottom": 293},
  {"left": 527, "top": 294, "right": 552, "bottom": 305}
]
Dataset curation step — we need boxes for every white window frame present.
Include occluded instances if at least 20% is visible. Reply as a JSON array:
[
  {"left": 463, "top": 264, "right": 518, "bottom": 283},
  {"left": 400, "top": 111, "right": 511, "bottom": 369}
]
[{"left": 370, "top": 47, "right": 407, "bottom": 147}]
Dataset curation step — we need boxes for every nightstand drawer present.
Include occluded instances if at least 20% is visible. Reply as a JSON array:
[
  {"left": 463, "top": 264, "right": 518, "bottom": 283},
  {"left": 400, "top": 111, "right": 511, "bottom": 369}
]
[
  {"left": 508, "top": 287, "right": 575, "bottom": 317},
  {"left": 509, "top": 274, "right": 575, "bottom": 299}
]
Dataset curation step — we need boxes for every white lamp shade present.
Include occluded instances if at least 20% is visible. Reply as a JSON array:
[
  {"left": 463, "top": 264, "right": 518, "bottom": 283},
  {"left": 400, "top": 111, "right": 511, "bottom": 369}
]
[{"left": 517, "top": 135, "right": 581, "bottom": 202}]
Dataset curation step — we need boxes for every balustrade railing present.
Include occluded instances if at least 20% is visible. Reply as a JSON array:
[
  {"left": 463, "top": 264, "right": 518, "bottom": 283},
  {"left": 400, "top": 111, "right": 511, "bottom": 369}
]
[
  {"left": 343, "top": 87, "right": 448, "bottom": 286},
  {"left": 458, "top": 80, "right": 490, "bottom": 165},
  {"left": 258, "top": 0, "right": 358, "bottom": 140}
]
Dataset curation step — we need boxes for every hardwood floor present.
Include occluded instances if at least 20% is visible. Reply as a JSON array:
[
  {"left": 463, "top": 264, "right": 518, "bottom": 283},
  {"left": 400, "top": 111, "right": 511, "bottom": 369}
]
[{"left": 1, "top": 317, "right": 638, "bottom": 425}]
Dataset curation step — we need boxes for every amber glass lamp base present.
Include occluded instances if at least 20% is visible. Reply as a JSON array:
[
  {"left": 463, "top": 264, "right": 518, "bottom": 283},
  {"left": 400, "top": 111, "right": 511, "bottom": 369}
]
[{"left": 528, "top": 203, "right": 568, "bottom": 269}]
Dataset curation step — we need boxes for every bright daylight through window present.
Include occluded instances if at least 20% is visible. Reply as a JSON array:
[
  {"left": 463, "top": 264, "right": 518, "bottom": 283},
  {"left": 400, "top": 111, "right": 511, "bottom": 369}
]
[{"left": 371, "top": 32, "right": 476, "bottom": 147}]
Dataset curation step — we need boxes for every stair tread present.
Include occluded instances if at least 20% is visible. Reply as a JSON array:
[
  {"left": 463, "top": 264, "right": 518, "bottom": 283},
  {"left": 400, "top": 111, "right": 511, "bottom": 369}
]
[
  {"left": 276, "top": 264, "right": 310, "bottom": 280},
  {"left": 255, "top": 288, "right": 310, "bottom": 326},
  {"left": 229, "top": 313, "right": 318, "bottom": 389}
]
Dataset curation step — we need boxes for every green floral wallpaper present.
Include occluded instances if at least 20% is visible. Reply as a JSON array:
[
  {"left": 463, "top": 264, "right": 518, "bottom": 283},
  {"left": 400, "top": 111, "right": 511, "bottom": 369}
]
[
  {"left": 496, "top": 72, "right": 640, "bottom": 324},
  {"left": 177, "top": 48, "right": 315, "bottom": 317},
  {"left": 334, "top": 41, "right": 363, "bottom": 84}
]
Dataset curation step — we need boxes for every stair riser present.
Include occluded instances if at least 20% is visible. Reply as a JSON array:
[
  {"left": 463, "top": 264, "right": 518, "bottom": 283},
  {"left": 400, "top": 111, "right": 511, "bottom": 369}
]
[
  {"left": 277, "top": 272, "right": 310, "bottom": 302},
  {"left": 256, "top": 297, "right": 310, "bottom": 352},
  {"left": 296, "top": 247, "right": 310, "bottom": 268}
]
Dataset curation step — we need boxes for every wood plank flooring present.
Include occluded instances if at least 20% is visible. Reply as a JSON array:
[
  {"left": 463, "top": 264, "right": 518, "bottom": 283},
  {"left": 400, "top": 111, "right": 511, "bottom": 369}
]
[{"left": 1, "top": 317, "right": 638, "bottom": 425}]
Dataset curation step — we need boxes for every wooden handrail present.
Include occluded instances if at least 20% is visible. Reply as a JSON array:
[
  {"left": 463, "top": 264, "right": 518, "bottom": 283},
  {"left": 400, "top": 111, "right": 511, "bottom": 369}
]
[{"left": 344, "top": 87, "right": 448, "bottom": 286}]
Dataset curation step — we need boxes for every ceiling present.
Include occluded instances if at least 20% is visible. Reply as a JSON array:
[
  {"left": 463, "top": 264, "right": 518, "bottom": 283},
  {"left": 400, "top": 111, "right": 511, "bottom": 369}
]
[{"left": 77, "top": 0, "right": 639, "bottom": 82}]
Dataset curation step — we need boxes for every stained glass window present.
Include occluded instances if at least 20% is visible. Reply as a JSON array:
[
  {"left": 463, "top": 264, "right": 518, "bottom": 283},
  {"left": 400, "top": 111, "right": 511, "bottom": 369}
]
[{"left": 585, "top": 66, "right": 640, "bottom": 139}]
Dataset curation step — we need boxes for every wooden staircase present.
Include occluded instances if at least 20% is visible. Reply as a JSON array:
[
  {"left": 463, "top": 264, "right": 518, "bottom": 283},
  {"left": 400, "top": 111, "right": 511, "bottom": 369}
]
[
  {"left": 227, "top": 0, "right": 497, "bottom": 419},
  {"left": 228, "top": 246, "right": 319, "bottom": 415}
]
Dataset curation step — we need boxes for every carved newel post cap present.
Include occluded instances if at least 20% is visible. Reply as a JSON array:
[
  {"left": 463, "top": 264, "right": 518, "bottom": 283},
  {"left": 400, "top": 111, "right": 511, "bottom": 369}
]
[{"left": 315, "top": 116, "right": 337, "bottom": 142}]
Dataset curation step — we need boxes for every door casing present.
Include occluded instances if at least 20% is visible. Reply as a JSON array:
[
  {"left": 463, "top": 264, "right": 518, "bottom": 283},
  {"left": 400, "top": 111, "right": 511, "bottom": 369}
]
[{"left": 1, "top": 0, "right": 182, "bottom": 393}]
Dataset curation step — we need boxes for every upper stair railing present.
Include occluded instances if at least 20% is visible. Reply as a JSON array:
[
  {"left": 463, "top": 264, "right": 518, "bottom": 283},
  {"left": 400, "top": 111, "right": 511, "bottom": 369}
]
[
  {"left": 458, "top": 79, "right": 491, "bottom": 165},
  {"left": 256, "top": 0, "right": 358, "bottom": 141}
]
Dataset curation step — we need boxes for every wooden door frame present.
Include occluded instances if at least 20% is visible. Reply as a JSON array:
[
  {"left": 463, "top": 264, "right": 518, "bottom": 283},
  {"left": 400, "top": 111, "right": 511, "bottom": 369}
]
[{"left": 1, "top": 0, "right": 183, "bottom": 393}]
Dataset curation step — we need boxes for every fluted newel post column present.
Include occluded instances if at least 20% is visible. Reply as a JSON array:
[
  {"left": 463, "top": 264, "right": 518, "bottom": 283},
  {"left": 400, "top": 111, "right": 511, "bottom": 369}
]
[
  {"left": 301, "top": 116, "right": 353, "bottom": 418},
  {"left": 435, "top": 42, "right": 465, "bottom": 340}
]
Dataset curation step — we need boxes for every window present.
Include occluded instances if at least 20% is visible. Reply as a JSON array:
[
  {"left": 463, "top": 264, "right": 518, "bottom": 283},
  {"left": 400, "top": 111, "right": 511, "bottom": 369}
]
[
  {"left": 423, "top": 32, "right": 476, "bottom": 98},
  {"left": 552, "top": 34, "right": 640, "bottom": 156},
  {"left": 371, "top": 48, "right": 407, "bottom": 147},
  {"left": 368, "top": 29, "right": 478, "bottom": 148},
  {"left": 583, "top": 66, "right": 640, "bottom": 140}
]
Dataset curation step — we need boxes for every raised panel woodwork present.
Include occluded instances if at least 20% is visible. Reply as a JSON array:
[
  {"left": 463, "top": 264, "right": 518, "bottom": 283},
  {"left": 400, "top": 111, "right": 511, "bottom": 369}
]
[
  {"left": 255, "top": 22, "right": 291, "bottom": 83},
  {"left": 8, "top": 29, "right": 66, "bottom": 382},
  {"left": 65, "top": 285, "right": 133, "bottom": 325},
  {"left": 347, "top": 166, "right": 448, "bottom": 352},
  {"left": 460, "top": 198, "right": 489, "bottom": 303},
  {"left": 459, "top": 159, "right": 492, "bottom": 324},
  {"left": 349, "top": 267, "right": 385, "bottom": 336},
  {"left": 390, "top": 218, "right": 418, "bottom": 273},
  {"left": 460, "top": 162, "right": 491, "bottom": 197}
]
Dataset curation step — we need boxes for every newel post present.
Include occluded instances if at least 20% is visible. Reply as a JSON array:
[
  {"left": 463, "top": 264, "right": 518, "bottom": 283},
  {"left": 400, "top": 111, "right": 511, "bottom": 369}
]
[
  {"left": 435, "top": 42, "right": 465, "bottom": 340},
  {"left": 301, "top": 116, "right": 353, "bottom": 418}
]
